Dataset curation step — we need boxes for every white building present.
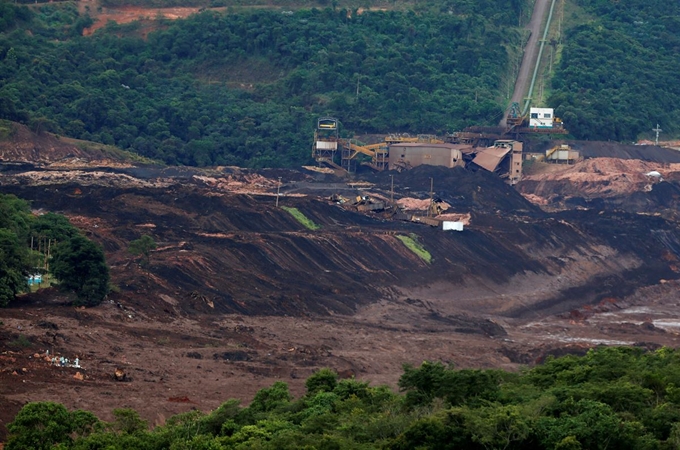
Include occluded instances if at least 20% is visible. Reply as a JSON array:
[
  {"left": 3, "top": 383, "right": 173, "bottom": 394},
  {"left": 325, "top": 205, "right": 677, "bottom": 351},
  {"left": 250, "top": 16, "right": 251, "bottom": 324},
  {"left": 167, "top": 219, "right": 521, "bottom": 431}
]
[{"left": 529, "top": 107, "right": 554, "bottom": 128}]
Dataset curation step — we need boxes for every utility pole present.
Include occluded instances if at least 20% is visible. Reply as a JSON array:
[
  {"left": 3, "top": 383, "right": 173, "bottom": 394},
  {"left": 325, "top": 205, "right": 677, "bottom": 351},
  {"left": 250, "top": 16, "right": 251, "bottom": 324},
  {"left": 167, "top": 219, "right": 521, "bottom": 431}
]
[
  {"left": 390, "top": 174, "right": 394, "bottom": 205},
  {"left": 276, "top": 177, "right": 282, "bottom": 207},
  {"left": 45, "top": 239, "right": 51, "bottom": 286},
  {"left": 428, "top": 177, "right": 434, "bottom": 217},
  {"left": 653, "top": 124, "right": 662, "bottom": 146}
]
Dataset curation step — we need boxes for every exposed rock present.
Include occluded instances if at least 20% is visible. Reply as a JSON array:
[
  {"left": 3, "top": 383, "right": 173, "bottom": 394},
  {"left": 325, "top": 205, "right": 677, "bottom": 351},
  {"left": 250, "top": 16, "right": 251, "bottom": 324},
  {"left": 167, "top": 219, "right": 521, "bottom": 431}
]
[{"left": 114, "top": 368, "right": 128, "bottom": 382}]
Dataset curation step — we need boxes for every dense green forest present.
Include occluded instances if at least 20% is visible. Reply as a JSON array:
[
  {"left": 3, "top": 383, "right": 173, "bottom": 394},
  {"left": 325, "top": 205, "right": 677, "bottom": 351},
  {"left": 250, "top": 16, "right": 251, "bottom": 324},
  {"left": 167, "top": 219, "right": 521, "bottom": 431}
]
[
  {"left": 8, "top": 347, "right": 680, "bottom": 449},
  {"left": 1, "top": 0, "right": 678, "bottom": 167},
  {"left": 0, "top": 194, "right": 109, "bottom": 307},
  {"left": 0, "top": 0, "right": 525, "bottom": 167},
  {"left": 549, "top": 0, "right": 680, "bottom": 142}
]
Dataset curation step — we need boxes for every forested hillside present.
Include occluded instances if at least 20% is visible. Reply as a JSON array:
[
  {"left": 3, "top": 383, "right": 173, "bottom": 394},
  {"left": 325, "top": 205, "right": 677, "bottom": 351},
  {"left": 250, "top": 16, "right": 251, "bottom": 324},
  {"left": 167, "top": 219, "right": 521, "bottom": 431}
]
[
  {"left": 8, "top": 347, "right": 680, "bottom": 449},
  {"left": 550, "top": 0, "right": 680, "bottom": 142},
  {"left": 0, "top": 1, "right": 525, "bottom": 167}
]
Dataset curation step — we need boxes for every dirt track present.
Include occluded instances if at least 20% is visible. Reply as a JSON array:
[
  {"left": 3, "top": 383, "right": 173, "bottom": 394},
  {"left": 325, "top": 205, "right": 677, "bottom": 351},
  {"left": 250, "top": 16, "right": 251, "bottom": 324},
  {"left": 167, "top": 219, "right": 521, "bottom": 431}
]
[{"left": 500, "top": 0, "right": 550, "bottom": 126}]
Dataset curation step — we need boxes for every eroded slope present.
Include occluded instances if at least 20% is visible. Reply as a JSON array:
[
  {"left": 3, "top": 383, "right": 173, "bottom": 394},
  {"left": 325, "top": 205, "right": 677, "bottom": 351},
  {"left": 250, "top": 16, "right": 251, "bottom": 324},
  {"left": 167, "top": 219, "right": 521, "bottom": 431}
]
[
  {"left": 1, "top": 164, "right": 677, "bottom": 321},
  {"left": 2, "top": 160, "right": 680, "bottom": 440}
]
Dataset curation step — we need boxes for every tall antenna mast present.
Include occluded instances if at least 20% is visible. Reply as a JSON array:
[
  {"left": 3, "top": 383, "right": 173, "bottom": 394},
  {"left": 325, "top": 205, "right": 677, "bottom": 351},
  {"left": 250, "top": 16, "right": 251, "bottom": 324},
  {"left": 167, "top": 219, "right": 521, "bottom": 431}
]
[{"left": 653, "top": 123, "right": 662, "bottom": 146}]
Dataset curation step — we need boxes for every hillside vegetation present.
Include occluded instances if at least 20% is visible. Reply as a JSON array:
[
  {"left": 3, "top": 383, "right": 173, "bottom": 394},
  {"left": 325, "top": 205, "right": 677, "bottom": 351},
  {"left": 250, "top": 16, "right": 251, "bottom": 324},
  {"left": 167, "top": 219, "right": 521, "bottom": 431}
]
[
  {"left": 8, "top": 347, "right": 680, "bottom": 449},
  {"left": 0, "top": 0, "right": 525, "bottom": 167},
  {"left": 0, "top": 193, "right": 110, "bottom": 307},
  {"left": 550, "top": 0, "right": 680, "bottom": 142},
  {"left": 1, "top": 0, "right": 678, "bottom": 167}
]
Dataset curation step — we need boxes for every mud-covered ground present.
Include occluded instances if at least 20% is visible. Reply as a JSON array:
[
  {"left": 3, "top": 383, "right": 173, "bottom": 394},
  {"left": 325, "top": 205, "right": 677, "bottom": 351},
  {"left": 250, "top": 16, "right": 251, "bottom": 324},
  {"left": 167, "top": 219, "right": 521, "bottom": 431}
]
[{"left": 2, "top": 136, "right": 680, "bottom": 440}]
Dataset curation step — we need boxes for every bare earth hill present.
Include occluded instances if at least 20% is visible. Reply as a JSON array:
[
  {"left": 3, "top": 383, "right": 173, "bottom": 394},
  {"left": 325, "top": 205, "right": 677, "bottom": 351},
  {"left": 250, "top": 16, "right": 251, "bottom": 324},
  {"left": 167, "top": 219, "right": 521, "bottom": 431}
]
[{"left": 2, "top": 125, "right": 680, "bottom": 440}]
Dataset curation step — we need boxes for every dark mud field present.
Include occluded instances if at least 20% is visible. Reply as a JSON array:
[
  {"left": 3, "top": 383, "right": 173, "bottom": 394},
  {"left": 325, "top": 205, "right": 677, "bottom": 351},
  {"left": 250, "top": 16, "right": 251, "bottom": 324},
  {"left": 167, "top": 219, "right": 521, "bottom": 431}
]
[{"left": 2, "top": 164, "right": 680, "bottom": 441}]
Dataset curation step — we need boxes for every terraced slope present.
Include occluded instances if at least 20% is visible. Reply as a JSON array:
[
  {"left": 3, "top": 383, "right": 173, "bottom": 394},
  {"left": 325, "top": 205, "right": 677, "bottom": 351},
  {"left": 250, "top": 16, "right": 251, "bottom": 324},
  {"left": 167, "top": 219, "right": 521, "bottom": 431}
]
[{"left": 2, "top": 164, "right": 678, "bottom": 322}]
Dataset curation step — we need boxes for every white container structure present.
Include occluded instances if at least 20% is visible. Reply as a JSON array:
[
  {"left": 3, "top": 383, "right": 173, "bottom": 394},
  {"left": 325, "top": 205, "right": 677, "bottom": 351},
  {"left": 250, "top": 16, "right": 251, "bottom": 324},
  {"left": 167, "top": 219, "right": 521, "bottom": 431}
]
[
  {"left": 442, "top": 221, "right": 464, "bottom": 231},
  {"left": 529, "top": 108, "right": 554, "bottom": 128},
  {"left": 316, "top": 141, "right": 337, "bottom": 150}
]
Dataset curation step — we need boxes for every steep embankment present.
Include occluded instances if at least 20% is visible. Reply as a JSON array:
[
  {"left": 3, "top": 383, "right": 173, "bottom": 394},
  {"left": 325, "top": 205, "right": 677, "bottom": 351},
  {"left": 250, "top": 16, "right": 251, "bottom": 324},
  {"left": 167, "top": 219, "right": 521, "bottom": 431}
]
[
  {"left": 2, "top": 164, "right": 678, "bottom": 322},
  {"left": 0, "top": 121, "right": 149, "bottom": 168}
]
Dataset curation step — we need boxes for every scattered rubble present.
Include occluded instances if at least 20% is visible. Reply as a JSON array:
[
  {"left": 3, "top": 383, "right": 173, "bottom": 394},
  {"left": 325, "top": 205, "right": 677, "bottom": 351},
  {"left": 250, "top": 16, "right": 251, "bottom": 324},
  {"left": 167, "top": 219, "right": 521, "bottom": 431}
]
[{"left": 2, "top": 128, "right": 680, "bottom": 441}]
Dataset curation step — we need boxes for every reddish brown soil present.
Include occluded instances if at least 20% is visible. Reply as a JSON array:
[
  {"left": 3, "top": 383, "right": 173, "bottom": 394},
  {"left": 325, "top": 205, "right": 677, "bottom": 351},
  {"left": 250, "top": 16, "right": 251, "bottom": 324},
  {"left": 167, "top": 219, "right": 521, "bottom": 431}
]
[
  {"left": 0, "top": 123, "right": 132, "bottom": 167},
  {"left": 2, "top": 128, "right": 680, "bottom": 441},
  {"left": 81, "top": 3, "right": 203, "bottom": 36},
  {"left": 77, "top": 0, "right": 400, "bottom": 38},
  {"left": 519, "top": 144, "right": 680, "bottom": 218},
  {"left": 4, "top": 279, "right": 680, "bottom": 442}
]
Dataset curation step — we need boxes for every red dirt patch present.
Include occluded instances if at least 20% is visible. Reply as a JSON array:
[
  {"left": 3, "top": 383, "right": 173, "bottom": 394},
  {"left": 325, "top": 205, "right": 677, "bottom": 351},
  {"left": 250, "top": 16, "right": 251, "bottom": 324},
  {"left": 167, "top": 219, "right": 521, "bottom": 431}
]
[
  {"left": 168, "top": 396, "right": 194, "bottom": 403},
  {"left": 83, "top": 5, "right": 202, "bottom": 36}
]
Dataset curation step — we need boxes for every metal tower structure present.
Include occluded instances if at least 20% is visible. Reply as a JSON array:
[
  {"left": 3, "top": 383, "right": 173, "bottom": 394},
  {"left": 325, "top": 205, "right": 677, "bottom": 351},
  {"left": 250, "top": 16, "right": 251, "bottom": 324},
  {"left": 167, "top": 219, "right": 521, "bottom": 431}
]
[{"left": 312, "top": 117, "right": 341, "bottom": 170}]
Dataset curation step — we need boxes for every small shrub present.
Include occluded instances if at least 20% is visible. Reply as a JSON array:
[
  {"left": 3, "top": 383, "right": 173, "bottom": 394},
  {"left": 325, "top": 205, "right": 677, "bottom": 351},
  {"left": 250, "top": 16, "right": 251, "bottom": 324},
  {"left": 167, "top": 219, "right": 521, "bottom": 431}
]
[
  {"left": 396, "top": 234, "right": 431, "bottom": 263},
  {"left": 9, "top": 334, "right": 32, "bottom": 348},
  {"left": 0, "top": 120, "right": 15, "bottom": 140},
  {"left": 128, "top": 235, "right": 157, "bottom": 266},
  {"left": 280, "top": 206, "right": 321, "bottom": 230}
]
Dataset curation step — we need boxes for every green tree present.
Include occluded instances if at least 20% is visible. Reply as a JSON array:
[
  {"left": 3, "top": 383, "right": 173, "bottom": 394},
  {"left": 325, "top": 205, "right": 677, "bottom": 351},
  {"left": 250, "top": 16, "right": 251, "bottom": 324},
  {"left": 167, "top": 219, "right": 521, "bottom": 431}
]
[
  {"left": 51, "top": 234, "right": 109, "bottom": 306},
  {"left": 465, "top": 405, "right": 531, "bottom": 450},
  {"left": 28, "top": 116, "right": 59, "bottom": 135},
  {"left": 201, "top": 399, "right": 241, "bottom": 436},
  {"left": 110, "top": 408, "right": 148, "bottom": 434},
  {"left": 0, "top": 1, "right": 524, "bottom": 167},
  {"left": 0, "top": 195, "right": 93, "bottom": 307},
  {"left": 6, "top": 402, "right": 97, "bottom": 450},
  {"left": 305, "top": 368, "right": 339, "bottom": 395},
  {"left": 389, "top": 412, "right": 472, "bottom": 450},
  {"left": 30, "top": 213, "right": 79, "bottom": 242},
  {"left": 69, "top": 409, "right": 102, "bottom": 437},
  {"left": 536, "top": 399, "right": 646, "bottom": 450},
  {"left": 249, "top": 381, "right": 292, "bottom": 413},
  {"left": 669, "top": 422, "right": 680, "bottom": 450},
  {"left": 333, "top": 378, "right": 370, "bottom": 400},
  {"left": 128, "top": 234, "right": 156, "bottom": 266},
  {"left": 0, "top": 228, "right": 31, "bottom": 307},
  {"left": 555, "top": 436, "right": 582, "bottom": 450},
  {"left": 11, "top": 348, "right": 680, "bottom": 449},
  {"left": 0, "top": 194, "right": 32, "bottom": 240},
  {"left": 398, "top": 361, "right": 449, "bottom": 407}
]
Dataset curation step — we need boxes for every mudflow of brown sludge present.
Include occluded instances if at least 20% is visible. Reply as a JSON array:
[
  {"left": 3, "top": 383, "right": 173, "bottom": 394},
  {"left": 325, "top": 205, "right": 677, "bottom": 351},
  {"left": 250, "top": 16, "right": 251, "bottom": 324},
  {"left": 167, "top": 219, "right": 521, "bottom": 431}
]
[{"left": 2, "top": 123, "right": 680, "bottom": 440}]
